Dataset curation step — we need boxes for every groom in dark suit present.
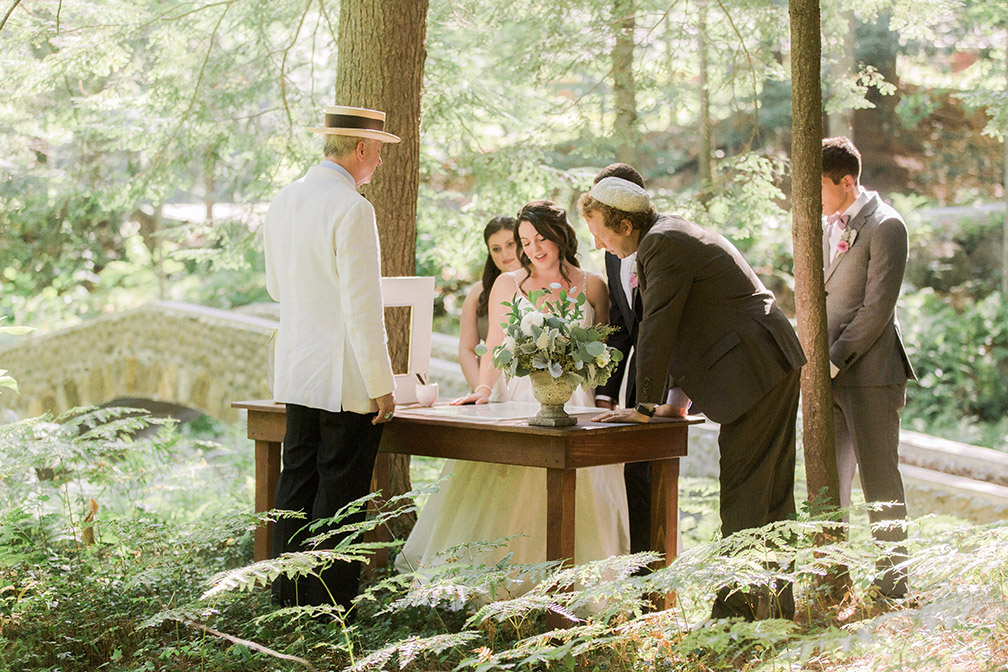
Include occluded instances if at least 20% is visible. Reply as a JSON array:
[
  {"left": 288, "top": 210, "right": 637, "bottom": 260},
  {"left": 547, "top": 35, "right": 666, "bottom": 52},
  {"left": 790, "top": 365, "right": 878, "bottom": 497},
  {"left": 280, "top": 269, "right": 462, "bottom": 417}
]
[
  {"left": 822, "top": 136, "right": 915, "bottom": 598},
  {"left": 582, "top": 174, "right": 806, "bottom": 620},
  {"left": 590, "top": 163, "right": 651, "bottom": 554}
]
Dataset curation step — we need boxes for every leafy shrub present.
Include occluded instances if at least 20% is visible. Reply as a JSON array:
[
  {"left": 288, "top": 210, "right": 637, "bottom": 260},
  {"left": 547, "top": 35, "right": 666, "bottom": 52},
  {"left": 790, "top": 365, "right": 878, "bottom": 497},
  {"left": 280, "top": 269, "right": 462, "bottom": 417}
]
[
  {"left": 901, "top": 290, "right": 1008, "bottom": 446},
  {"left": 4, "top": 406, "right": 1008, "bottom": 672}
]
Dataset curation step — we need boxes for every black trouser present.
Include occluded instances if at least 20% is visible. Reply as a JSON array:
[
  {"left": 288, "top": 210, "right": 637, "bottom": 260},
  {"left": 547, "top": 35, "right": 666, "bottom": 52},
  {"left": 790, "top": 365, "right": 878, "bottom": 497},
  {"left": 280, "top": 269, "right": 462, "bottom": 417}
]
[
  {"left": 711, "top": 368, "right": 800, "bottom": 620},
  {"left": 271, "top": 403, "right": 383, "bottom": 609},
  {"left": 621, "top": 355, "right": 654, "bottom": 555},
  {"left": 625, "top": 461, "right": 652, "bottom": 555}
]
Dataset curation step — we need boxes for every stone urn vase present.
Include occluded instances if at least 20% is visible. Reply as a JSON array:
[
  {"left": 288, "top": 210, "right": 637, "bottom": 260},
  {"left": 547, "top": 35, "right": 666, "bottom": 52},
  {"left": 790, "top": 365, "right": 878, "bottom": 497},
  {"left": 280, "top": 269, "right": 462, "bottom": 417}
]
[{"left": 528, "top": 371, "right": 578, "bottom": 427}]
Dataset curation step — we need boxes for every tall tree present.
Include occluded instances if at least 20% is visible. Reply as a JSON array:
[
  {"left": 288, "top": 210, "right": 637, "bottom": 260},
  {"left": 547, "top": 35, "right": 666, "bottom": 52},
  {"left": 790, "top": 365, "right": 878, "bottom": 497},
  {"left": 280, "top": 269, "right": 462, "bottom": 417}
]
[
  {"left": 612, "top": 0, "right": 638, "bottom": 165},
  {"left": 1003, "top": 24, "right": 1008, "bottom": 299},
  {"left": 698, "top": 0, "right": 713, "bottom": 195},
  {"left": 826, "top": 9, "right": 855, "bottom": 138},
  {"left": 335, "top": 0, "right": 429, "bottom": 537},
  {"left": 789, "top": 0, "right": 845, "bottom": 599}
]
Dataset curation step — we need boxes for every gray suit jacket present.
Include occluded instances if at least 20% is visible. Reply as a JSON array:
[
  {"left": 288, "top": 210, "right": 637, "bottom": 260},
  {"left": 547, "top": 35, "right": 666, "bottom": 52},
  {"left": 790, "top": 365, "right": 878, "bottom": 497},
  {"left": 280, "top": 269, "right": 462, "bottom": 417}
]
[
  {"left": 635, "top": 215, "right": 806, "bottom": 425},
  {"left": 824, "top": 192, "right": 915, "bottom": 386}
]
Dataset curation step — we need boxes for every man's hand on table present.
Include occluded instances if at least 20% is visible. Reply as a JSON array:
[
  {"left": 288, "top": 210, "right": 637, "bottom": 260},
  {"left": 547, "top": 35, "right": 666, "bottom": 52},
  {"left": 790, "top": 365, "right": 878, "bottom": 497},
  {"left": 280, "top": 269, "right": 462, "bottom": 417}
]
[
  {"left": 592, "top": 403, "right": 688, "bottom": 424},
  {"left": 373, "top": 392, "right": 396, "bottom": 424}
]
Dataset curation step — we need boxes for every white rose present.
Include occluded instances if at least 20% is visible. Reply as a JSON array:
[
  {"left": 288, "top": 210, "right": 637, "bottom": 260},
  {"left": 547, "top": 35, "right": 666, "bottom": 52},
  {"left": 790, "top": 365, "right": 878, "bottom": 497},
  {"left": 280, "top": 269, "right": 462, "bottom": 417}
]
[
  {"left": 595, "top": 349, "right": 611, "bottom": 366},
  {"left": 520, "top": 310, "right": 544, "bottom": 336},
  {"left": 503, "top": 334, "right": 516, "bottom": 351}
]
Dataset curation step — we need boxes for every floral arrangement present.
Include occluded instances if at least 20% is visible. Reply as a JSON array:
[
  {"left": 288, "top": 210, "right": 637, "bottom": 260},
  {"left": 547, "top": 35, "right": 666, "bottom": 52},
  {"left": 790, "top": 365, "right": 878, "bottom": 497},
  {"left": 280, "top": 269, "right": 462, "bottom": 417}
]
[{"left": 477, "top": 285, "right": 623, "bottom": 388}]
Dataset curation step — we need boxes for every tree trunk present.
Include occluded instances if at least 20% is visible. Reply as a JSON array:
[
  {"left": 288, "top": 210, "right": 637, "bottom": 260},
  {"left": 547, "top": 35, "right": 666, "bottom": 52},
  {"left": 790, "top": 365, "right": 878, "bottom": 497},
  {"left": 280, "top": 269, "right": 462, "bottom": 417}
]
[
  {"left": 612, "top": 0, "right": 638, "bottom": 165},
  {"left": 336, "top": 0, "right": 429, "bottom": 539},
  {"left": 1003, "top": 24, "right": 1008, "bottom": 299},
  {"left": 698, "top": 0, "right": 713, "bottom": 197},
  {"left": 203, "top": 146, "right": 216, "bottom": 223},
  {"left": 852, "top": 11, "right": 900, "bottom": 173},
  {"left": 827, "top": 9, "right": 854, "bottom": 138},
  {"left": 789, "top": 0, "right": 847, "bottom": 603}
]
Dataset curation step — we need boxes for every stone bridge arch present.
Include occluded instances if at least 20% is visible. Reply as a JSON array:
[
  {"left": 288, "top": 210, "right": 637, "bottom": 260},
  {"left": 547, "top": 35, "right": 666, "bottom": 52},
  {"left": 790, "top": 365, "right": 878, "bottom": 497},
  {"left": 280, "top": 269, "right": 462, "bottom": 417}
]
[{"left": 0, "top": 301, "right": 276, "bottom": 422}]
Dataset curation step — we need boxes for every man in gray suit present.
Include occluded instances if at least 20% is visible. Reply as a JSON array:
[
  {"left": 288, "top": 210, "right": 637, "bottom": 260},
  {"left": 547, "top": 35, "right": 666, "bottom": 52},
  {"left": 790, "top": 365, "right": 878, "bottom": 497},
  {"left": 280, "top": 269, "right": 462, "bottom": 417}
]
[
  {"left": 822, "top": 136, "right": 915, "bottom": 598},
  {"left": 583, "top": 175, "right": 806, "bottom": 620}
]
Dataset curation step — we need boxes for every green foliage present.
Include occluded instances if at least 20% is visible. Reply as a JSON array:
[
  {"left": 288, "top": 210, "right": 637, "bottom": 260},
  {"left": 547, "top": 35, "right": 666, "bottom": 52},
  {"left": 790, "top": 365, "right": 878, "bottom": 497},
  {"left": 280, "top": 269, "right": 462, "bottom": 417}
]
[
  {"left": 3, "top": 405, "right": 1008, "bottom": 671},
  {"left": 901, "top": 290, "right": 1008, "bottom": 445},
  {"left": 0, "top": 407, "right": 260, "bottom": 671},
  {"left": 906, "top": 209, "right": 1005, "bottom": 298},
  {"left": 0, "top": 325, "right": 34, "bottom": 396},
  {"left": 338, "top": 509, "right": 1008, "bottom": 672}
]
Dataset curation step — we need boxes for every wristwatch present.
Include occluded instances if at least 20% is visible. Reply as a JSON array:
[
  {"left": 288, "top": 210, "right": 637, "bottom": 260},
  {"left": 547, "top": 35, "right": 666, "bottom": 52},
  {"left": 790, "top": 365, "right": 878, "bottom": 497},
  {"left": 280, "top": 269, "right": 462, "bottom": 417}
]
[{"left": 634, "top": 403, "right": 656, "bottom": 418}]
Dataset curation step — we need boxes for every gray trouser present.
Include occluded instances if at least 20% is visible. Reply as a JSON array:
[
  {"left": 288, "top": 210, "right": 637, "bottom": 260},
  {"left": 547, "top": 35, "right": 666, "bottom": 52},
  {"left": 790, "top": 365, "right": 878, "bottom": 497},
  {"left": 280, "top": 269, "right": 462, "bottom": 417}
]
[{"left": 834, "top": 382, "right": 908, "bottom": 596}]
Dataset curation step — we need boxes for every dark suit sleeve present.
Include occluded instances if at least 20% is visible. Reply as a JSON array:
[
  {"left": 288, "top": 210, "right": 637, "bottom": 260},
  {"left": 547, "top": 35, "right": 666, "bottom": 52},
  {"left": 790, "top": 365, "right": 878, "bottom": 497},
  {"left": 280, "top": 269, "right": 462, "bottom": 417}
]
[
  {"left": 830, "top": 216, "right": 908, "bottom": 372},
  {"left": 634, "top": 235, "right": 691, "bottom": 404},
  {"left": 596, "top": 263, "right": 633, "bottom": 401}
]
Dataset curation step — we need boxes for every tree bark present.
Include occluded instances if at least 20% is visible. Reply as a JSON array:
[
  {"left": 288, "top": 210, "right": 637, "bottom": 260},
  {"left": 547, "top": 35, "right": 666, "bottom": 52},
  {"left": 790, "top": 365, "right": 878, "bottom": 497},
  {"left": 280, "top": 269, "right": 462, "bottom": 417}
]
[
  {"left": 1003, "top": 23, "right": 1008, "bottom": 299},
  {"left": 336, "top": 0, "right": 429, "bottom": 539},
  {"left": 698, "top": 0, "right": 713, "bottom": 197},
  {"left": 827, "top": 9, "right": 854, "bottom": 138},
  {"left": 612, "top": 0, "right": 638, "bottom": 165},
  {"left": 789, "top": 0, "right": 846, "bottom": 602},
  {"left": 852, "top": 12, "right": 899, "bottom": 158}
]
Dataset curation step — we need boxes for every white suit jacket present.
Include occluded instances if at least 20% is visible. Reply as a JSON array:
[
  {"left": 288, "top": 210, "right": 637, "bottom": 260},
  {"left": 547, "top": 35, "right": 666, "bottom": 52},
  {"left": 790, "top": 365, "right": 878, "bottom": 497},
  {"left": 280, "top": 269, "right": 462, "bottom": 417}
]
[{"left": 264, "top": 164, "right": 395, "bottom": 414}]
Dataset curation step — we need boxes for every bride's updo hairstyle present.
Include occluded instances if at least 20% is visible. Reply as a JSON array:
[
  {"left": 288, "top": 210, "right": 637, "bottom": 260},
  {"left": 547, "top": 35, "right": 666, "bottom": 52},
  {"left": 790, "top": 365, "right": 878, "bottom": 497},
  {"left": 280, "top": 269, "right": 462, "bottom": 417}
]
[{"left": 514, "top": 200, "right": 580, "bottom": 286}]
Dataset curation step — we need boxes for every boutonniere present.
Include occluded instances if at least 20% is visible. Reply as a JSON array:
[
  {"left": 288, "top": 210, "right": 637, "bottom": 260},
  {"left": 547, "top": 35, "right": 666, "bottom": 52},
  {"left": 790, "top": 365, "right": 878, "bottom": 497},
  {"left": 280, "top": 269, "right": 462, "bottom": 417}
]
[
  {"left": 629, "top": 271, "right": 639, "bottom": 289},
  {"left": 837, "top": 226, "right": 857, "bottom": 254}
]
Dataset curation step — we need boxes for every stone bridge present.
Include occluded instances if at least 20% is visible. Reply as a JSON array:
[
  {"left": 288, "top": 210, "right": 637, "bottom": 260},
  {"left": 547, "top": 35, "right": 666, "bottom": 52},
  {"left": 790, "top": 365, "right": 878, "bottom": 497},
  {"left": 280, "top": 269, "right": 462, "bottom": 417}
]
[{"left": 0, "top": 301, "right": 276, "bottom": 422}]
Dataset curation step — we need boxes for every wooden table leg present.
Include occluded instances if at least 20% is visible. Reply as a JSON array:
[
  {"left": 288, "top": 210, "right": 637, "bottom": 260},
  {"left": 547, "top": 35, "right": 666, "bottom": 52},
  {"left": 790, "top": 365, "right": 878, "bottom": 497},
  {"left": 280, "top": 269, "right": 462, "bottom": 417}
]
[
  {"left": 650, "top": 458, "right": 680, "bottom": 565},
  {"left": 545, "top": 468, "right": 576, "bottom": 629},
  {"left": 366, "top": 452, "right": 393, "bottom": 576},
  {"left": 650, "top": 457, "right": 680, "bottom": 610},
  {"left": 545, "top": 468, "right": 577, "bottom": 562},
  {"left": 254, "top": 439, "right": 281, "bottom": 561}
]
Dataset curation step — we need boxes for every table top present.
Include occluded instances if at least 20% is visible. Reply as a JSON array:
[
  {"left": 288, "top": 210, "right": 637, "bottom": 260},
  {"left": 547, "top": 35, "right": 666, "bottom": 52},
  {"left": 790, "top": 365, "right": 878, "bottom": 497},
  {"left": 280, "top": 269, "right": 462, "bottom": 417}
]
[
  {"left": 233, "top": 399, "right": 700, "bottom": 468},
  {"left": 233, "top": 399, "right": 701, "bottom": 434}
]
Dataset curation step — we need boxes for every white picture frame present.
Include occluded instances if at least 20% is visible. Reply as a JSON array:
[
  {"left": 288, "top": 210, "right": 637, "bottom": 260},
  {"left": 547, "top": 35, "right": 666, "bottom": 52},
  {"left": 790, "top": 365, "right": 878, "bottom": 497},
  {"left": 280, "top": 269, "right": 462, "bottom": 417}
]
[{"left": 381, "top": 276, "right": 436, "bottom": 404}]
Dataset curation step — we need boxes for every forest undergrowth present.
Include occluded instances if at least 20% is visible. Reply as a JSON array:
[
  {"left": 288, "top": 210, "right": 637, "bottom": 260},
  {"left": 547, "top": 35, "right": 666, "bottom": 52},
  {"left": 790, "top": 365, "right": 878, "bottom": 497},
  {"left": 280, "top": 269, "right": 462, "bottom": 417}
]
[{"left": 1, "top": 408, "right": 1006, "bottom": 672}]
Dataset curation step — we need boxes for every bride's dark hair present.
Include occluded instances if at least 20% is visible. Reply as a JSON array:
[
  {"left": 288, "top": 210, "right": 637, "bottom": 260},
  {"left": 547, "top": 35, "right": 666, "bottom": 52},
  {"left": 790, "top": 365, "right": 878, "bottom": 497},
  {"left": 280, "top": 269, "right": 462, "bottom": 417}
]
[{"left": 514, "top": 200, "right": 580, "bottom": 289}]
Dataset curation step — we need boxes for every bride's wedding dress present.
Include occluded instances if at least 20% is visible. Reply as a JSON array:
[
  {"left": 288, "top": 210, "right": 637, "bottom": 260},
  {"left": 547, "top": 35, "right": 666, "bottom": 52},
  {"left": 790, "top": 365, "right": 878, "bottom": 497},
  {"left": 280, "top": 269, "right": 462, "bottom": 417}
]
[{"left": 395, "top": 296, "right": 630, "bottom": 591}]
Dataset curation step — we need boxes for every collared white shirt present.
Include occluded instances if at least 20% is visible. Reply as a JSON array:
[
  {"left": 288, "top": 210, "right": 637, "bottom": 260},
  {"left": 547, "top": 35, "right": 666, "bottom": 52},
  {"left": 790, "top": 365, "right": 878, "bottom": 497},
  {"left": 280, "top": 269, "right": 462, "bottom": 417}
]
[
  {"left": 620, "top": 252, "right": 638, "bottom": 307},
  {"left": 828, "top": 186, "right": 870, "bottom": 263},
  {"left": 320, "top": 158, "right": 354, "bottom": 184}
]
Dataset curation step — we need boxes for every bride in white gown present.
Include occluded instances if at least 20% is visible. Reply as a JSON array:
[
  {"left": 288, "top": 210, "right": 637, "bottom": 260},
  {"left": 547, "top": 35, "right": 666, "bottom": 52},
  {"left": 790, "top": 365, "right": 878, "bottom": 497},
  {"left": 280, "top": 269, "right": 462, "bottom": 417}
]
[{"left": 395, "top": 200, "right": 630, "bottom": 588}]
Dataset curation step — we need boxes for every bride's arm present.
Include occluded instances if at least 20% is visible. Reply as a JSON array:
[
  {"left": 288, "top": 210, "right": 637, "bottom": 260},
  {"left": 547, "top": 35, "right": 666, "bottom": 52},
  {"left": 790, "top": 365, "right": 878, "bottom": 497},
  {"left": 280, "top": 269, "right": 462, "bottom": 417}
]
[
  {"left": 451, "top": 273, "right": 516, "bottom": 405},
  {"left": 586, "top": 272, "right": 610, "bottom": 327}
]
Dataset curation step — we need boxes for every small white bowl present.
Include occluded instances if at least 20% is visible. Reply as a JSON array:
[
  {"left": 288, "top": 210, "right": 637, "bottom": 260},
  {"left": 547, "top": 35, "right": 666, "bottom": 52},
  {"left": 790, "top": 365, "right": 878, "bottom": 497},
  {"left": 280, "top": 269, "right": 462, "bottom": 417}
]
[{"left": 415, "top": 382, "right": 439, "bottom": 407}]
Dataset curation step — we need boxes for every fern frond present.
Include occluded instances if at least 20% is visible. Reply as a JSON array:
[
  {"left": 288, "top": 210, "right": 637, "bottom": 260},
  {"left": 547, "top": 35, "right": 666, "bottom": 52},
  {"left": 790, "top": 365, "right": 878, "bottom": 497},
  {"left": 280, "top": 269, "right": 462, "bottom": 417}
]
[{"left": 345, "top": 631, "right": 482, "bottom": 672}]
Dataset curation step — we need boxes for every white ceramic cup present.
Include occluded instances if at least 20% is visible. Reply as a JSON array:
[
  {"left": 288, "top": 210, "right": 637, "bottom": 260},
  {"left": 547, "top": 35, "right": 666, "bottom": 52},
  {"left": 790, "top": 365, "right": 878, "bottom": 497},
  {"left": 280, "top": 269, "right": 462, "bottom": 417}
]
[{"left": 415, "top": 382, "right": 439, "bottom": 407}]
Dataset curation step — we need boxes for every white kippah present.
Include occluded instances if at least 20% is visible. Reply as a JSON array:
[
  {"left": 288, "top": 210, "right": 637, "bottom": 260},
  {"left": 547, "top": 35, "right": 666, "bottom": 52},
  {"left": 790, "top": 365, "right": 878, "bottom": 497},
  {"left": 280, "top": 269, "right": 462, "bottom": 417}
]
[{"left": 588, "top": 177, "right": 651, "bottom": 213}]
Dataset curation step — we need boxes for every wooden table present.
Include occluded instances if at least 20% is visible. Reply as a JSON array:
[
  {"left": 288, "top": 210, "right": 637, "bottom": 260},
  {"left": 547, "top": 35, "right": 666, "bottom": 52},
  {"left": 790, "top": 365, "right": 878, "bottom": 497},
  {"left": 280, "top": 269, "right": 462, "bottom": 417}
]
[{"left": 233, "top": 400, "right": 699, "bottom": 573}]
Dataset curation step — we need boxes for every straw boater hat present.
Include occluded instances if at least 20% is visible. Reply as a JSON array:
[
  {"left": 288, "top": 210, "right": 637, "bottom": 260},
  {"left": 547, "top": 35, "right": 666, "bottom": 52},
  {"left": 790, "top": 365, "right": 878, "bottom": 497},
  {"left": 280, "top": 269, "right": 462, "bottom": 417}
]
[
  {"left": 307, "top": 105, "right": 401, "bottom": 143},
  {"left": 588, "top": 177, "right": 651, "bottom": 213}
]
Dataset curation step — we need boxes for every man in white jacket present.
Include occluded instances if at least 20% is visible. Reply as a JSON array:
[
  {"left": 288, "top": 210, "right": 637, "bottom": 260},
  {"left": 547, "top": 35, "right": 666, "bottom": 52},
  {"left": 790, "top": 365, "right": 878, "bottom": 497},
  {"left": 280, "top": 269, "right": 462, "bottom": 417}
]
[{"left": 264, "top": 105, "right": 399, "bottom": 610}]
